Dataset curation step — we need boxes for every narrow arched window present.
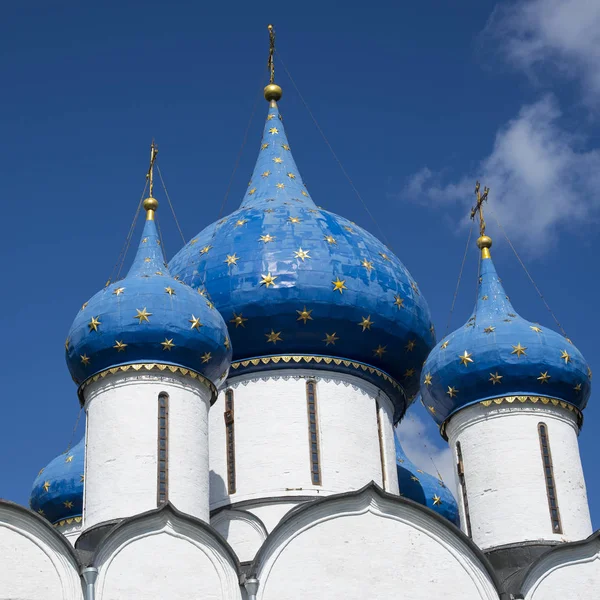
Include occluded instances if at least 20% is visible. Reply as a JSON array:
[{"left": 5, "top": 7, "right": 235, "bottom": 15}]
[
  {"left": 456, "top": 441, "right": 472, "bottom": 537},
  {"left": 375, "top": 401, "right": 388, "bottom": 490},
  {"left": 306, "top": 381, "right": 321, "bottom": 485},
  {"left": 157, "top": 392, "right": 169, "bottom": 506},
  {"left": 224, "top": 389, "right": 236, "bottom": 494},
  {"left": 538, "top": 422, "right": 562, "bottom": 533}
]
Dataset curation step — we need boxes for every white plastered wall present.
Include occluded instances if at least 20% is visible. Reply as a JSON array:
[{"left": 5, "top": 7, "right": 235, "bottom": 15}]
[
  {"left": 253, "top": 487, "right": 500, "bottom": 600},
  {"left": 446, "top": 402, "right": 592, "bottom": 550},
  {"left": 83, "top": 370, "right": 212, "bottom": 529},
  {"left": 0, "top": 504, "right": 82, "bottom": 600},
  {"left": 211, "top": 508, "right": 268, "bottom": 563}
]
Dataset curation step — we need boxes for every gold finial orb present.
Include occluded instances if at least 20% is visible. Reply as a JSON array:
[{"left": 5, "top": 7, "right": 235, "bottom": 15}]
[
  {"left": 264, "top": 83, "right": 282, "bottom": 102},
  {"left": 143, "top": 196, "right": 159, "bottom": 212},
  {"left": 476, "top": 235, "right": 492, "bottom": 249}
]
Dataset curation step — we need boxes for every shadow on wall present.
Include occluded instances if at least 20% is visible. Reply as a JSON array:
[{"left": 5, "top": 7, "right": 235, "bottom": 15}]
[{"left": 209, "top": 470, "right": 229, "bottom": 532}]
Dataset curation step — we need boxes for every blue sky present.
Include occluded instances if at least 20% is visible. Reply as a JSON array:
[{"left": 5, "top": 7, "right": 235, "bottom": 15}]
[{"left": 2, "top": 1, "right": 599, "bottom": 527}]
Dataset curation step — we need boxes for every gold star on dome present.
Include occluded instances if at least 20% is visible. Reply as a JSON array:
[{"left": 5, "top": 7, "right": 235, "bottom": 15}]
[
  {"left": 259, "top": 234, "right": 275, "bottom": 243},
  {"left": 424, "top": 373, "right": 433, "bottom": 386},
  {"left": 142, "top": 237, "right": 148, "bottom": 243},
  {"left": 297, "top": 306, "right": 313, "bottom": 324},
  {"left": 38, "top": 468, "right": 44, "bottom": 476},
  {"left": 343, "top": 226, "right": 354, "bottom": 233},
  {"left": 294, "top": 247, "right": 311, "bottom": 261},
  {"left": 301, "top": 190, "right": 309, "bottom": 197},
  {"left": 288, "top": 216, "right": 301, "bottom": 224},
  {"left": 411, "top": 282, "right": 420, "bottom": 295},
  {"left": 512, "top": 343, "right": 527, "bottom": 357},
  {"left": 261, "top": 143, "right": 269, "bottom": 150},
  {"left": 165, "top": 286, "right": 176, "bottom": 296},
  {"left": 269, "top": 127, "right": 279, "bottom": 135},
  {"left": 530, "top": 325, "right": 542, "bottom": 333},
  {"left": 235, "top": 219, "right": 248, "bottom": 227},
  {"left": 481, "top": 295, "right": 489, "bottom": 301},
  {"left": 199, "top": 245, "right": 212, "bottom": 255},
  {"left": 143, "top": 257, "right": 152, "bottom": 263},
  {"left": 373, "top": 345, "right": 387, "bottom": 358},
  {"left": 114, "top": 340, "right": 127, "bottom": 352},
  {"left": 224, "top": 337, "right": 230, "bottom": 349},
  {"left": 411, "top": 475, "right": 419, "bottom": 482},
  {"left": 81, "top": 301, "right": 88, "bottom": 311},
  {"left": 361, "top": 259, "right": 374, "bottom": 272},
  {"left": 88, "top": 316, "right": 101, "bottom": 332},
  {"left": 134, "top": 308, "right": 152, "bottom": 323},
  {"left": 359, "top": 316, "right": 373, "bottom": 331},
  {"left": 282, "top": 144, "right": 290, "bottom": 150},
  {"left": 287, "top": 172, "right": 296, "bottom": 179},
  {"left": 432, "top": 495, "right": 442, "bottom": 506},
  {"left": 417, "top": 469, "right": 424, "bottom": 474},
  {"left": 273, "top": 157, "right": 283, "bottom": 164},
  {"left": 484, "top": 326, "right": 495, "bottom": 334},
  {"left": 161, "top": 338, "right": 175, "bottom": 351},
  {"left": 393, "top": 295, "right": 404, "bottom": 309},
  {"left": 206, "top": 300, "right": 215, "bottom": 310},
  {"left": 447, "top": 386, "right": 458, "bottom": 398},
  {"left": 80, "top": 354, "right": 90, "bottom": 366},
  {"left": 324, "top": 235, "right": 337, "bottom": 245},
  {"left": 405, "top": 339, "right": 416, "bottom": 352},
  {"left": 459, "top": 351, "right": 474, "bottom": 366},
  {"left": 224, "top": 254, "right": 239, "bottom": 266},
  {"left": 574, "top": 383, "right": 582, "bottom": 392},
  {"left": 379, "top": 252, "right": 391, "bottom": 261},
  {"left": 42, "top": 481, "right": 50, "bottom": 492},
  {"left": 332, "top": 278, "right": 347, "bottom": 293},
  {"left": 323, "top": 332, "right": 339, "bottom": 346},
  {"left": 64, "top": 500, "right": 74, "bottom": 509},
  {"left": 65, "top": 337, "right": 70, "bottom": 351},
  {"left": 404, "top": 368, "right": 415, "bottom": 379},
  {"left": 267, "top": 114, "right": 275, "bottom": 120},
  {"left": 201, "top": 352, "right": 212, "bottom": 363},
  {"left": 37, "top": 509, "right": 45, "bottom": 516},
  {"left": 538, "top": 371, "right": 551, "bottom": 384},
  {"left": 560, "top": 350, "right": 571, "bottom": 364},
  {"left": 80, "top": 474, "right": 84, "bottom": 482},
  {"left": 189, "top": 315, "right": 203, "bottom": 331},
  {"left": 230, "top": 312, "right": 247, "bottom": 328},
  {"left": 265, "top": 330, "right": 283, "bottom": 344},
  {"left": 190, "top": 238, "right": 198, "bottom": 245},
  {"left": 65, "top": 455, "right": 73, "bottom": 463},
  {"left": 113, "top": 287, "right": 125, "bottom": 296},
  {"left": 155, "top": 271, "right": 163, "bottom": 276},
  {"left": 490, "top": 372, "right": 503, "bottom": 385},
  {"left": 260, "top": 273, "right": 277, "bottom": 288},
  {"left": 262, "top": 170, "right": 271, "bottom": 177},
  {"left": 441, "top": 340, "right": 449, "bottom": 349},
  {"left": 588, "top": 366, "right": 593, "bottom": 380},
  {"left": 565, "top": 336, "right": 573, "bottom": 344},
  {"left": 198, "top": 288, "right": 207, "bottom": 296},
  {"left": 428, "top": 405, "right": 436, "bottom": 414},
  {"left": 264, "top": 208, "right": 274, "bottom": 213},
  {"left": 248, "top": 188, "right": 256, "bottom": 195},
  {"left": 276, "top": 182, "right": 285, "bottom": 189}
]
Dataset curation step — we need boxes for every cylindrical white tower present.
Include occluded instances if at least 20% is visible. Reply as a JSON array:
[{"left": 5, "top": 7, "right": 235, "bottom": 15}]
[
  {"left": 446, "top": 400, "right": 591, "bottom": 550},
  {"left": 209, "top": 368, "right": 399, "bottom": 526},
  {"left": 82, "top": 368, "right": 214, "bottom": 529}
]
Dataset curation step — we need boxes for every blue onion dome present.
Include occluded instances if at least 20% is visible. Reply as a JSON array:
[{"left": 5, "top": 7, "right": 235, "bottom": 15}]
[
  {"left": 169, "top": 93, "right": 434, "bottom": 417},
  {"left": 395, "top": 434, "right": 459, "bottom": 525},
  {"left": 65, "top": 194, "right": 232, "bottom": 389},
  {"left": 420, "top": 235, "right": 591, "bottom": 432},
  {"left": 30, "top": 437, "right": 84, "bottom": 526}
]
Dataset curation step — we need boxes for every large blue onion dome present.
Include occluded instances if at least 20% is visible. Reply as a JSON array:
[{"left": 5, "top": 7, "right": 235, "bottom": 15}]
[
  {"left": 395, "top": 434, "right": 459, "bottom": 525},
  {"left": 30, "top": 437, "right": 84, "bottom": 527},
  {"left": 65, "top": 194, "right": 231, "bottom": 389},
  {"left": 169, "top": 95, "right": 434, "bottom": 417},
  {"left": 420, "top": 235, "right": 591, "bottom": 433}
]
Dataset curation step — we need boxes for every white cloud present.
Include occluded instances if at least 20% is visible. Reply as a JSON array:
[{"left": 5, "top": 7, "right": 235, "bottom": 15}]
[
  {"left": 400, "top": 95, "right": 600, "bottom": 247},
  {"left": 395, "top": 413, "right": 458, "bottom": 497},
  {"left": 488, "top": 0, "right": 600, "bottom": 104}
]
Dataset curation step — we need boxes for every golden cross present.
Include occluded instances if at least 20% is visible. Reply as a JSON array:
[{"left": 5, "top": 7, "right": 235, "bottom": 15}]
[
  {"left": 267, "top": 24, "right": 276, "bottom": 84},
  {"left": 470, "top": 181, "right": 490, "bottom": 237},
  {"left": 146, "top": 140, "right": 158, "bottom": 198}
]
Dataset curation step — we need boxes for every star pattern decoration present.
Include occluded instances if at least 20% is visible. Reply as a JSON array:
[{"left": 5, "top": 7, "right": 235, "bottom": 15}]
[
  {"left": 405, "top": 339, "right": 416, "bottom": 352},
  {"left": 490, "top": 372, "right": 503, "bottom": 385},
  {"left": 282, "top": 144, "right": 290, "bottom": 150},
  {"left": 161, "top": 338, "right": 175, "bottom": 351},
  {"left": 373, "top": 345, "right": 387, "bottom": 358},
  {"left": 459, "top": 351, "right": 474, "bottom": 367},
  {"left": 189, "top": 315, "right": 203, "bottom": 331},
  {"left": 428, "top": 405, "right": 436, "bottom": 414},
  {"left": 512, "top": 343, "right": 527, "bottom": 357},
  {"left": 190, "top": 239, "right": 198, "bottom": 245},
  {"left": 404, "top": 368, "right": 415, "bottom": 379},
  {"left": 65, "top": 455, "right": 73, "bottom": 463},
  {"left": 134, "top": 308, "right": 152, "bottom": 323},
  {"left": 267, "top": 114, "right": 275, "bottom": 121},
  {"left": 269, "top": 127, "right": 279, "bottom": 135},
  {"left": 447, "top": 386, "right": 458, "bottom": 398},
  {"left": 224, "top": 254, "right": 239, "bottom": 266},
  {"left": 379, "top": 252, "right": 390, "bottom": 261},
  {"left": 224, "top": 337, "right": 230, "bottom": 350},
  {"left": 260, "top": 273, "right": 278, "bottom": 288},
  {"left": 43, "top": 481, "right": 50, "bottom": 492},
  {"left": 201, "top": 352, "right": 212, "bottom": 363},
  {"left": 411, "top": 282, "right": 420, "bottom": 295},
  {"left": 393, "top": 295, "right": 404, "bottom": 309},
  {"left": 276, "top": 182, "right": 285, "bottom": 189},
  {"left": 265, "top": 330, "right": 283, "bottom": 344},
  {"left": 155, "top": 271, "right": 163, "bottom": 276},
  {"left": 588, "top": 366, "right": 593, "bottom": 380},
  {"left": 248, "top": 188, "right": 256, "bottom": 195},
  {"left": 65, "top": 337, "right": 70, "bottom": 351},
  {"left": 81, "top": 301, "right": 88, "bottom": 310},
  {"left": 144, "top": 257, "right": 152, "bottom": 263},
  {"left": 323, "top": 332, "right": 339, "bottom": 346},
  {"left": 261, "top": 143, "right": 269, "bottom": 150},
  {"left": 343, "top": 226, "right": 354, "bottom": 233},
  {"left": 262, "top": 170, "right": 271, "bottom": 177},
  {"left": 80, "top": 354, "right": 90, "bottom": 366},
  {"left": 424, "top": 373, "right": 433, "bottom": 386},
  {"left": 359, "top": 316, "right": 373, "bottom": 331},
  {"left": 481, "top": 295, "right": 489, "bottom": 301},
  {"left": 199, "top": 245, "right": 212, "bottom": 255},
  {"left": 142, "top": 237, "right": 148, "bottom": 243},
  {"left": 530, "top": 325, "right": 542, "bottom": 333},
  {"left": 230, "top": 312, "right": 248, "bottom": 328},
  {"left": 297, "top": 306, "right": 313, "bottom": 324},
  {"left": 235, "top": 219, "right": 248, "bottom": 227},
  {"left": 112, "top": 287, "right": 125, "bottom": 296},
  {"left": 560, "top": 350, "right": 571, "bottom": 364},
  {"left": 288, "top": 216, "right": 301, "bottom": 224},
  {"left": 37, "top": 509, "right": 45, "bottom": 516},
  {"left": 165, "top": 286, "right": 176, "bottom": 296},
  {"left": 293, "top": 247, "right": 311, "bottom": 262},
  {"left": 114, "top": 340, "right": 127, "bottom": 352},
  {"left": 88, "top": 316, "right": 101, "bottom": 332},
  {"left": 440, "top": 340, "right": 449, "bottom": 349},
  {"left": 484, "top": 326, "right": 495, "bottom": 334},
  {"left": 538, "top": 371, "right": 551, "bottom": 384},
  {"left": 301, "top": 190, "right": 309, "bottom": 197},
  {"left": 332, "top": 278, "right": 347, "bottom": 293},
  {"left": 411, "top": 475, "right": 420, "bottom": 482},
  {"left": 432, "top": 495, "right": 442, "bottom": 506},
  {"left": 324, "top": 235, "right": 337, "bottom": 245},
  {"left": 574, "top": 383, "right": 582, "bottom": 392},
  {"left": 64, "top": 500, "right": 74, "bottom": 509},
  {"left": 361, "top": 259, "right": 374, "bottom": 272},
  {"left": 259, "top": 234, "right": 275, "bottom": 243},
  {"left": 264, "top": 208, "right": 274, "bottom": 213},
  {"left": 80, "top": 474, "right": 85, "bottom": 483},
  {"left": 273, "top": 157, "right": 283, "bottom": 164},
  {"left": 287, "top": 172, "right": 296, "bottom": 179}
]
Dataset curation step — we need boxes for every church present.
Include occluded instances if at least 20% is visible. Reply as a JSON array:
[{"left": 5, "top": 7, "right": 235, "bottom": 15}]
[{"left": 1, "top": 27, "right": 597, "bottom": 600}]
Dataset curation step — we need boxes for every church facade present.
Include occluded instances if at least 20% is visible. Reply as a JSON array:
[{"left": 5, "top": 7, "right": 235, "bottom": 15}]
[{"left": 1, "top": 31, "right": 598, "bottom": 600}]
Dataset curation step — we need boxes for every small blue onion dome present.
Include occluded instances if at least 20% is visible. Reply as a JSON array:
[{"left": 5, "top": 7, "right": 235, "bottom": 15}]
[
  {"left": 395, "top": 434, "right": 459, "bottom": 525},
  {"left": 420, "top": 236, "right": 591, "bottom": 430},
  {"left": 30, "top": 437, "right": 84, "bottom": 525},
  {"left": 169, "top": 96, "right": 435, "bottom": 415},
  {"left": 65, "top": 197, "right": 231, "bottom": 388}
]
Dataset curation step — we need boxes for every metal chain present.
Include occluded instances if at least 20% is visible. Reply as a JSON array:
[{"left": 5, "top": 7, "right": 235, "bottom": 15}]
[
  {"left": 65, "top": 407, "right": 83, "bottom": 454},
  {"left": 156, "top": 163, "right": 186, "bottom": 245}
]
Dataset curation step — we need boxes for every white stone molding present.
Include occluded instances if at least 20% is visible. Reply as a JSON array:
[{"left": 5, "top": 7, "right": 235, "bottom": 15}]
[{"left": 211, "top": 508, "right": 268, "bottom": 563}]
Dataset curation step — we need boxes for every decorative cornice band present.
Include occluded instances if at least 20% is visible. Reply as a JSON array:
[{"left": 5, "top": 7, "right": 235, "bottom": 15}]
[
  {"left": 78, "top": 363, "right": 217, "bottom": 405},
  {"left": 53, "top": 515, "right": 82, "bottom": 528}
]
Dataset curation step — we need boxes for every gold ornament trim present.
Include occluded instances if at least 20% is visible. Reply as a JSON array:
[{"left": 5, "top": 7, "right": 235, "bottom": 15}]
[
  {"left": 230, "top": 354, "right": 404, "bottom": 394},
  {"left": 53, "top": 515, "right": 82, "bottom": 528},
  {"left": 78, "top": 363, "right": 218, "bottom": 405}
]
